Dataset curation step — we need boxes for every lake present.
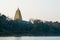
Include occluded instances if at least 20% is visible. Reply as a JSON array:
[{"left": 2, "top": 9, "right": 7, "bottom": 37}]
[{"left": 0, "top": 36, "right": 60, "bottom": 40}]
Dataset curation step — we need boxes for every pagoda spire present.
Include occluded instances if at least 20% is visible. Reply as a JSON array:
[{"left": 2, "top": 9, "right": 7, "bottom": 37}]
[{"left": 14, "top": 8, "right": 22, "bottom": 20}]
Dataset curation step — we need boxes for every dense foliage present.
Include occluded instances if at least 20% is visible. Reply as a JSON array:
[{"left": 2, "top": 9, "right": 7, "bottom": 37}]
[{"left": 0, "top": 14, "right": 60, "bottom": 36}]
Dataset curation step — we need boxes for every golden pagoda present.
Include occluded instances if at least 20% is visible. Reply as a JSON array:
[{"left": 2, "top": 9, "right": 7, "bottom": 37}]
[{"left": 14, "top": 8, "right": 22, "bottom": 20}]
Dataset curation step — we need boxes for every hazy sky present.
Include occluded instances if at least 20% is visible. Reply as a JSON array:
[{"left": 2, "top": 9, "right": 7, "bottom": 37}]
[{"left": 0, "top": 0, "right": 60, "bottom": 21}]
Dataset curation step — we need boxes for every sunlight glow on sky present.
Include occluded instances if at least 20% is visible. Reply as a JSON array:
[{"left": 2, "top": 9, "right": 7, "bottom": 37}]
[{"left": 0, "top": 0, "right": 60, "bottom": 21}]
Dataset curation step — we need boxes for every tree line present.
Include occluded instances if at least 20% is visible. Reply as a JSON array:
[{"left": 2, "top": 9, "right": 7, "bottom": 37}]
[{"left": 0, "top": 14, "right": 60, "bottom": 36}]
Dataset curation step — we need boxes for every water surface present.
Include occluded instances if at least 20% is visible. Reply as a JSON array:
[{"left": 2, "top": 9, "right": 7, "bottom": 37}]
[{"left": 0, "top": 36, "right": 60, "bottom": 40}]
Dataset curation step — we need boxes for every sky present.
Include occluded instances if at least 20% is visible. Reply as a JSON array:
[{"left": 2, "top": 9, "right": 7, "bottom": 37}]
[{"left": 0, "top": 0, "right": 60, "bottom": 21}]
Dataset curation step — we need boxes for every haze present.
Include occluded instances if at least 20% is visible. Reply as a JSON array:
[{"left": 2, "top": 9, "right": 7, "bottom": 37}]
[{"left": 0, "top": 0, "right": 60, "bottom": 21}]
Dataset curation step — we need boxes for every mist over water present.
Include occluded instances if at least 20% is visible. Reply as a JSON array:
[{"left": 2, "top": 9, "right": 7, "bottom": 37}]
[{"left": 0, "top": 36, "right": 60, "bottom": 40}]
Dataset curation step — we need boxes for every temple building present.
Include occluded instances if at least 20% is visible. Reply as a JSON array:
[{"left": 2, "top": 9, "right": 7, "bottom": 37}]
[{"left": 14, "top": 8, "right": 22, "bottom": 20}]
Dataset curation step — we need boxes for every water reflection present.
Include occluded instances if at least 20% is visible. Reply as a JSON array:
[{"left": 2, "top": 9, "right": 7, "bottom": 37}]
[{"left": 0, "top": 36, "right": 60, "bottom": 40}]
